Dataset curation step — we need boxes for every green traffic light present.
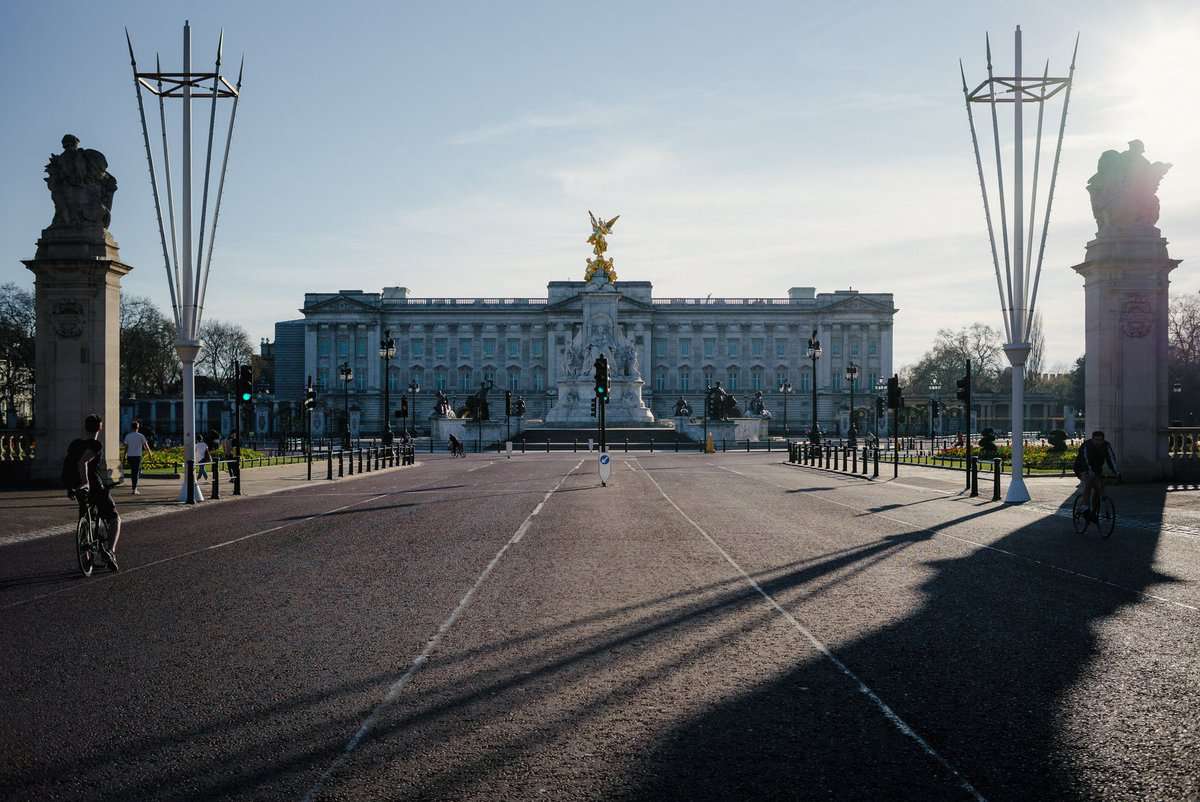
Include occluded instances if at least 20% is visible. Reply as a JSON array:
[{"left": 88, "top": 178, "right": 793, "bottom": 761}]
[{"left": 241, "top": 392, "right": 251, "bottom": 402}]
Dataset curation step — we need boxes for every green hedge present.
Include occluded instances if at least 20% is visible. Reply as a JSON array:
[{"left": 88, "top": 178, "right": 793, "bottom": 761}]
[
  {"left": 122, "top": 445, "right": 265, "bottom": 470},
  {"left": 936, "top": 443, "right": 1073, "bottom": 469}
]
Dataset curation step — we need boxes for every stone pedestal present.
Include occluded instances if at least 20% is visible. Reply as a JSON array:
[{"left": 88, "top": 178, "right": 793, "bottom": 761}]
[
  {"left": 1072, "top": 231, "right": 1180, "bottom": 481},
  {"left": 23, "top": 226, "right": 131, "bottom": 481}
]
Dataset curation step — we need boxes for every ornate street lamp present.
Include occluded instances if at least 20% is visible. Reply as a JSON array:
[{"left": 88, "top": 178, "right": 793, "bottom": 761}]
[
  {"left": 407, "top": 378, "right": 420, "bottom": 438},
  {"left": 929, "top": 379, "right": 943, "bottom": 440},
  {"left": 379, "top": 330, "right": 396, "bottom": 444},
  {"left": 338, "top": 362, "right": 353, "bottom": 448},
  {"left": 806, "top": 330, "right": 822, "bottom": 444},
  {"left": 779, "top": 381, "right": 794, "bottom": 437},
  {"left": 845, "top": 362, "right": 859, "bottom": 444}
]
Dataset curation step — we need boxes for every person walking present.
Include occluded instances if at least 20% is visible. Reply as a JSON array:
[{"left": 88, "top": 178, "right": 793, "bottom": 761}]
[
  {"left": 195, "top": 435, "right": 211, "bottom": 480},
  {"left": 123, "top": 419, "right": 152, "bottom": 495}
]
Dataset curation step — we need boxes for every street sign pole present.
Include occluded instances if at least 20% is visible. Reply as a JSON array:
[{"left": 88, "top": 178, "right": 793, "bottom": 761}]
[{"left": 598, "top": 451, "right": 611, "bottom": 486}]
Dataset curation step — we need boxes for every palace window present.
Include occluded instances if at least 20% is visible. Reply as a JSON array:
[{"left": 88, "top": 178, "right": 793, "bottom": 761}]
[
  {"left": 703, "top": 369, "right": 714, "bottom": 386},
  {"left": 776, "top": 370, "right": 788, "bottom": 388},
  {"left": 459, "top": 369, "right": 471, "bottom": 393},
  {"left": 483, "top": 338, "right": 496, "bottom": 358},
  {"left": 869, "top": 341, "right": 878, "bottom": 355},
  {"left": 680, "top": 339, "right": 691, "bottom": 358},
  {"left": 509, "top": 370, "right": 521, "bottom": 391},
  {"left": 355, "top": 335, "right": 367, "bottom": 357},
  {"left": 727, "top": 339, "right": 739, "bottom": 358},
  {"left": 654, "top": 340, "right": 666, "bottom": 358},
  {"left": 703, "top": 338, "right": 715, "bottom": 359},
  {"left": 388, "top": 368, "right": 400, "bottom": 392},
  {"left": 751, "top": 338, "right": 764, "bottom": 358},
  {"left": 532, "top": 339, "right": 543, "bottom": 358},
  {"left": 727, "top": 370, "right": 739, "bottom": 391},
  {"left": 411, "top": 339, "right": 424, "bottom": 359},
  {"left": 459, "top": 338, "right": 472, "bottom": 359},
  {"left": 319, "top": 338, "right": 331, "bottom": 357},
  {"left": 751, "top": 369, "right": 763, "bottom": 391},
  {"left": 831, "top": 341, "right": 841, "bottom": 356},
  {"left": 436, "top": 370, "right": 447, "bottom": 391},
  {"left": 411, "top": 368, "right": 424, "bottom": 389},
  {"left": 507, "top": 338, "right": 520, "bottom": 359},
  {"left": 799, "top": 371, "right": 811, "bottom": 392},
  {"left": 850, "top": 341, "right": 860, "bottom": 356},
  {"left": 534, "top": 370, "right": 544, "bottom": 391},
  {"left": 337, "top": 340, "right": 349, "bottom": 360},
  {"left": 483, "top": 367, "right": 495, "bottom": 385},
  {"left": 435, "top": 338, "right": 447, "bottom": 360},
  {"left": 355, "top": 373, "right": 366, "bottom": 391},
  {"left": 655, "top": 371, "right": 666, "bottom": 392},
  {"left": 680, "top": 370, "right": 690, "bottom": 392},
  {"left": 775, "top": 339, "right": 786, "bottom": 359},
  {"left": 832, "top": 374, "right": 842, "bottom": 390}
]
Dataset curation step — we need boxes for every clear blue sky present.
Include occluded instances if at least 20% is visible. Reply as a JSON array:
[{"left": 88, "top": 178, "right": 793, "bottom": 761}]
[{"left": 2, "top": 0, "right": 1197, "bottom": 369}]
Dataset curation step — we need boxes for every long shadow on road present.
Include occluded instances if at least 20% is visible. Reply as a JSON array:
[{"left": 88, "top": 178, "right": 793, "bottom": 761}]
[{"left": 615, "top": 484, "right": 1178, "bottom": 801}]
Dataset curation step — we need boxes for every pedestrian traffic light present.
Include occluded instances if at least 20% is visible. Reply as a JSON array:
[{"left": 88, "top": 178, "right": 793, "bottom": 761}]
[
  {"left": 875, "top": 397, "right": 884, "bottom": 416},
  {"left": 931, "top": 399, "right": 940, "bottom": 418},
  {"left": 237, "top": 364, "right": 253, "bottom": 402},
  {"left": 505, "top": 390, "right": 512, "bottom": 417},
  {"left": 400, "top": 396, "right": 409, "bottom": 417},
  {"left": 590, "top": 397, "right": 597, "bottom": 417},
  {"left": 594, "top": 355, "right": 609, "bottom": 401},
  {"left": 886, "top": 375, "right": 900, "bottom": 409},
  {"left": 956, "top": 374, "right": 970, "bottom": 402}
]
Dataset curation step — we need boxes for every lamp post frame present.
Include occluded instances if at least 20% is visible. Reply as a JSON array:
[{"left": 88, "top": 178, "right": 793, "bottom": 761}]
[
  {"left": 929, "top": 379, "right": 943, "bottom": 441},
  {"left": 407, "top": 379, "right": 420, "bottom": 440},
  {"left": 845, "top": 362, "right": 859, "bottom": 443},
  {"left": 806, "top": 330, "right": 822, "bottom": 444},
  {"left": 960, "top": 26, "right": 1077, "bottom": 502},
  {"left": 339, "top": 362, "right": 353, "bottom": 448}
]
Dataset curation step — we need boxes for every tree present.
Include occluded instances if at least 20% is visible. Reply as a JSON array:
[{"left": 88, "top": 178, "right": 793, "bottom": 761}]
[
  {"left": 121, "top": 295, "right": 179, "bottom": 396},
  {"left": 198, "top": 320, "right": 254, "bottom": 392},
  {"left": 902, "top": 323, "right": 1004, "bottom": 396},
  {"left": 1026, "top": 312, "right": 1045, "bottom": 387},
  {"left": 0, "top": 283, "right": 35, "bottom": 424},
  {"left": 1169, "top": 293, "right": 1200, "bottom": 366}
]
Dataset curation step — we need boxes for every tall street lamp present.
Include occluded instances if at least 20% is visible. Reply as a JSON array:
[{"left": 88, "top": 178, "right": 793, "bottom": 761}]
[
  {"left": 874, "top": 377, "right": 887, "bottom": 441},
  {"left": 779, "top": 381, "right": 793, "bottom": 437},
  {"left": 338, "top": 362, "right": 353, "bottom": 448},
  {"left": 928, "top": 379, "right": 943, "bottom": 440},
  {"left": 379, "top": 330, "right": 396, "bottom": 444},
  {"left": 407, "top": 378, "right": 420, "bottom": 438},
  {"left": 806, "top": 330, "right": 822, "bottom": 444},
  {"left": 845, "top": 362, "right": 859, "bottom": 444}
]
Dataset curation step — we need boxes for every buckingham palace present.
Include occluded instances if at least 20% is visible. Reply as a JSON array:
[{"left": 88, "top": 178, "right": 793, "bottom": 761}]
[{"left": 280, "top": 279, "right": 896, "bottom": 438}]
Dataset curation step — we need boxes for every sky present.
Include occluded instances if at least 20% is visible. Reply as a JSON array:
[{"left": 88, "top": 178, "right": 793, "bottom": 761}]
[{"left": 2, "top": 0, "right": 1198, "bottom": 371}]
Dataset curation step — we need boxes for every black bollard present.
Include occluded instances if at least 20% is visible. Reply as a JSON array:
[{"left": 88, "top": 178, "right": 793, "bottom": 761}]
[
  {"left": 852, "top": 447, "right": 858, "bottom": 473},
  {"left": 993, "top": 458, "right": 1002, "bottom": 501},
  {"left": 338, "top": 452, "right": 344, "bottom": 478},
  {"left": 327, "top": 449, "right": 333, "bottom": 480},
  {"left": 212, "top": 461, "right": 220, "bottom": 499}
]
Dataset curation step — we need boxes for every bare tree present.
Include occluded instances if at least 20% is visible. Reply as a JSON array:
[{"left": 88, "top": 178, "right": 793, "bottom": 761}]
[
  {"left": 0, "top": 283, "right": 35, "bottom": 424},
  {"left": 198, "top": 320, "right": 255, "bottom": 392},
  {"left": 121, "top": 295, "right": 179, "bottom": 396},
  {"left": 1026, "top": 312, "right": 1045, "bottom": 387},
  {"left": 1169, "top": 294, "right": 1200, "bottom": 366},
  {"left": 901, "top": 322, "right": 1005, "bottom": 395}
]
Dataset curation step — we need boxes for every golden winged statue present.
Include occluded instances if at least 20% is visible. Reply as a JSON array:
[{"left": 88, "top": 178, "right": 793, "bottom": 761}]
[{"left": 585, "top": 210, "right": 620, "bottom": 283}]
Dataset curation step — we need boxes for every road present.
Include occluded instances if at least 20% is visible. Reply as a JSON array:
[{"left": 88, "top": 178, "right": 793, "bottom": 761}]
[{"left": 1, "top": 453, "right": 1197, "bottom": 801}]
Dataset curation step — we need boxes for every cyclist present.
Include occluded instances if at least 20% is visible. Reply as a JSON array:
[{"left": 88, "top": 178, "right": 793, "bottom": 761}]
[
  {"left": 64, "top": 413, "right": 121, "bottom": 570},
  {"left": 1073, "top": 430, "right": 1120, "bottom": 523}
]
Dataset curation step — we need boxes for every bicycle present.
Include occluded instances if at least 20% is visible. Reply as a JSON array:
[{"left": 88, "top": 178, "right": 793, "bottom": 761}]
[
  {"left": 71, "top": 488, "right": 118, "bottom": 576},
  {"left": 1070, "top": 474, "right": 1118, "bottom": 539}
]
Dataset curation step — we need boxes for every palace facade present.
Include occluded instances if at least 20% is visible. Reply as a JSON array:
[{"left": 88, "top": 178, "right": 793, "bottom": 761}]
[{"left": 284, "top": 282, "right": 897, "bottom": 436}]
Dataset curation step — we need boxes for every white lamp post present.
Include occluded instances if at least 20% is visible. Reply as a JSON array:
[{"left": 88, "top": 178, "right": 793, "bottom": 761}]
[{"left": 959, "top": 26, "right": 1077, "bottom": 502}]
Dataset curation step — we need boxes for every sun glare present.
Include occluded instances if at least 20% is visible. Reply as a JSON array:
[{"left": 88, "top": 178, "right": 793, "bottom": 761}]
[{"left": 1108, "top": 22, "right": 1200, "bottom": 156}]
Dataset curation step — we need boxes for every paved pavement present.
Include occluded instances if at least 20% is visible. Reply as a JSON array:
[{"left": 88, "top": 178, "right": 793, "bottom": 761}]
[{"left": 1, "top": 452, "right": 1197, "bottom": 800}]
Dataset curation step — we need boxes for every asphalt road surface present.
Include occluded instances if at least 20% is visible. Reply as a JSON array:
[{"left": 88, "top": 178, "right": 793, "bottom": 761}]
[{"left": 2, "top": 453, "right": 1197, "bottom": 801}]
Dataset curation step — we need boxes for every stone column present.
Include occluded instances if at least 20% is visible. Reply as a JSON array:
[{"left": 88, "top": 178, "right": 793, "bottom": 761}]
[
  {"left": 24, "top": 225, "right": 131, "bottom": 482},
  {"left": 1073, "top": 232, "right": 1179, "bottom": 480}
]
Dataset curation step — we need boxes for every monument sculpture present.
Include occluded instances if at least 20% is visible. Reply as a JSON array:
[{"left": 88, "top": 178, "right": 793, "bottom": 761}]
[
  {"left": 461, "top": 382, "right": 491, "bottom": 420},
  {"left": 706, "top": 383, "right": 742, "bottom": 420},
  {"left": 673, "top": 397, "right": 692, "bottom": 417},
  {"left": 748, "top": 391, "right": 771, "bottom": 418},
  {"left": 23, "top": 135, "right": 132, "bottom": 481},
  {"left": 544, "top": 213, "right": 653, "bottom": 424},
  {"left": 1073, "top": 140, "right": 1180, "bottom": 479},
  {"left": 432, "top": 389, "right": 455, "bottom": 418}
]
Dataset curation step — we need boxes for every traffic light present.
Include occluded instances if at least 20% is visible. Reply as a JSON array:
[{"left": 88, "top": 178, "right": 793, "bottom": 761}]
[
  {"left": 400, "top": 396, "right": 409, "bottom": 417},
  {"left": 886, "top": 375, "right": 900, "bottom": 410},
  {"left": 956, "top": 374, "right": 970, "bottom": 402},
  {"left": 237, "top": 364, "right": 253, "bottom": 402},
  {"left": 594, "top": 355, "right": 609, "bottom": 402},
  {"left": 304, "top": 384, "right": 317, "bottom": 412},
  {"left": 931, "top": 400, "right": 940, "bottom": 418},
  {"left": 875, "top": 397, "right": 884, "bottom": 416},
  {"left": 590, "top": 397, "right": 597, "bottom": 417},
  {"left": 505, "top": 390, "right": 512, "bottom": 417}
]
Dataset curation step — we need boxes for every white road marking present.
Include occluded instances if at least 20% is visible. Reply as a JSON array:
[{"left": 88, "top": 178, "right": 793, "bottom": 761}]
[
  {"left": 300, "top": 458, "right": 585, "bottom": 802},
  {"left": 723, "top": 465, "right": 1199, "bottom": 614},
  {"left": 466, "top": 461, "right": 495, "bottom": 472},
  {"left": 0, "top": 493, "right": 388, "bottom": 611},
  {"left": 631, "top": 460, "right": 987, "bottom": 802}
]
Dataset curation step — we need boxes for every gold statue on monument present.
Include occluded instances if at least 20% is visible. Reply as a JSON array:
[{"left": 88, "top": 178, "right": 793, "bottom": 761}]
[{"left": 584, "top": 210, "right": 620, "bottom": 283}]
